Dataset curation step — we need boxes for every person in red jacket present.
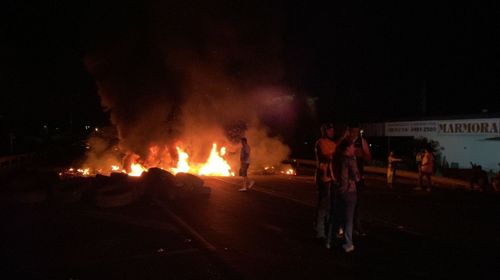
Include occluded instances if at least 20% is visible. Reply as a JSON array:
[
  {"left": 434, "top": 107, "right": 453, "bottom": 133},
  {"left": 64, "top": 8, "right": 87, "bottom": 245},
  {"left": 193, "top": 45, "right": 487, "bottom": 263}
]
[
  {"left": 314, "top": 122, "right": 347, "bottom": 241},
  {"left": 314, "top": 123, "right": 336, "bottom": 240}
]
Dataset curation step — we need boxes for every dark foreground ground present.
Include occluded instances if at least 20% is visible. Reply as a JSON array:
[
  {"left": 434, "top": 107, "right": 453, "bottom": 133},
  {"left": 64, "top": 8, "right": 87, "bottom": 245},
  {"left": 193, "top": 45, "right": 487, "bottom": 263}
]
[{"left": 1, "top": 171, "right": 499, "bottom": 280}]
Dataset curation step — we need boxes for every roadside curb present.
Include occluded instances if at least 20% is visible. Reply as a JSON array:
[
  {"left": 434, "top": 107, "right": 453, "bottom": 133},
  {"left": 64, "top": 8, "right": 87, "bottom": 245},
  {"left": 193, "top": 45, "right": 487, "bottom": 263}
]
[{"left": 364, "top": 166, "right": 469, "bottom": 188}]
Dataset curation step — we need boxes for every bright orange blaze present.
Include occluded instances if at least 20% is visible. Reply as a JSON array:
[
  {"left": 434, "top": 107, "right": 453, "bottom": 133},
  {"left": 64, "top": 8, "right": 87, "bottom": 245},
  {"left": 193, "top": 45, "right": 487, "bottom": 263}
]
[
  {"left": 198, "top": 143, "right": 233, "bottom": 176},
  {"left": 128, "top": 163, "right": 147, "bottom": 177},
  {"left": 170, "top": 146, "right": 190, "bottom": 174},
  {"left": 77, "top": 168, "right": 90, "bottom": 176},
  {"left": 284, "top": 168, "right": 296, "bottom": 175},
  {"left": 66, "top": 142, "right": 235, "bottom": 177}
]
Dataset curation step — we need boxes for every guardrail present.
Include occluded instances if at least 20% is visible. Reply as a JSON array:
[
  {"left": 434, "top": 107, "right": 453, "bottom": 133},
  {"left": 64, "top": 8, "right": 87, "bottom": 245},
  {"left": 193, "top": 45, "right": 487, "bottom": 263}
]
[
  {"left": 290, "top": 158, "right": 469, "bottom": 188},
  {"left": 364, "top": 166, "right": 469, "bottom": 188},
  {"left": 0, "top": 153, "right": 35, "bottom": 169}
]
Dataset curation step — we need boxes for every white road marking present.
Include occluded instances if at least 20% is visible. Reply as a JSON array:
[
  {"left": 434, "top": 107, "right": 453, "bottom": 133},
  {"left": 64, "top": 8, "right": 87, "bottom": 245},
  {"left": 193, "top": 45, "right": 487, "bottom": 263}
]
[
  {"left": 210, "top": 177, "right": 314, "bottom": 207},
  {"left": 153, "top": 199, "right": 217, "bottom": 252}
]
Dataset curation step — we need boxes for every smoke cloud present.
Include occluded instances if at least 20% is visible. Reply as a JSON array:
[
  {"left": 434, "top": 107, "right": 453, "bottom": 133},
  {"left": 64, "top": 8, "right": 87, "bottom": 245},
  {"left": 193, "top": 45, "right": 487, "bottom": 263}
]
[{"left": 82, "top": 1, "right": 291, "bottom": 173}]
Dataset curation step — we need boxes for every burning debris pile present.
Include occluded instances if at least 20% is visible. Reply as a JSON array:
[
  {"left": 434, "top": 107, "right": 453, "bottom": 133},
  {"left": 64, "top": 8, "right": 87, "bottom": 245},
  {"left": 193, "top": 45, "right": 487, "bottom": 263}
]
[
  {"left": 55, "top": 129, "right": 294, "bottom": 207},
  {"left": 65, "top": 131, "right": 236, "bottom": 179},
  {"left": 55, "top": 128, "right": 294, "bottom": 207},
  {"left": 56, "top": 167, "right": 211, "bottom": 208},
  {"left": 262, "top": 163, "right": 297, "bottom": 176},
  {"left": 65, "top": 121, "right": 293, "bottom": 180},
  {"left": 2, "top": 166, "right": 211, "bottom": 207}
]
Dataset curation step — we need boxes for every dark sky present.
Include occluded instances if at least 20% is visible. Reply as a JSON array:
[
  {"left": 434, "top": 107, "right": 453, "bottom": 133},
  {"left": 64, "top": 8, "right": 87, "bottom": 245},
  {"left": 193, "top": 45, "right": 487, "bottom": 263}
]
[{"left": 2, "top": 0, "right": 500, "bottom": 128}]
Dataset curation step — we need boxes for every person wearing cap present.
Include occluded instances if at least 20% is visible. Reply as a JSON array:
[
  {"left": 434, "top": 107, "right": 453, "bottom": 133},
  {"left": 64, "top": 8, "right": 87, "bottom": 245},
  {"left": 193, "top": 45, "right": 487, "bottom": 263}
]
[{"left": 314, "top": 123, "right": 338, "bottom": 240}]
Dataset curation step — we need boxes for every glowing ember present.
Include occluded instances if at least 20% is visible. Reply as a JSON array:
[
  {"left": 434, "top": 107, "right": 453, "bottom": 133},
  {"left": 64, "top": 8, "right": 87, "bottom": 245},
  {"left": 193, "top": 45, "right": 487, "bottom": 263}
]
[
  {"left": 284, "top": 168, "right": 296, "bottom": 175},
  {"left": 198, "top": 143, "right": 232, "bottom": 176},
  {"left": 77, "top": 168, "right": 90, "bottom": 176},
  {"left": 59, "top": 167, "right": 92, "bottom": 178},
  {"left": 111, "top": 165, "right": 120, "bottom": 171}
]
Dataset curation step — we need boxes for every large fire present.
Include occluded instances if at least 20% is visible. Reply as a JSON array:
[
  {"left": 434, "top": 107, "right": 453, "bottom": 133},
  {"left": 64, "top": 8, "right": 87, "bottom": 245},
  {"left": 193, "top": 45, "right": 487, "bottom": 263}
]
[
  {"left": 129, "top": 163, "right": 148, "bottom": 177},
  {"left": 198, "top": 144, "right": 234, "bottom": 176},
  {"left": 63, "top": 142, "right": 235, "bottom": 177},
  {"left": 170, "top": 146, "right": 190, "bottom": 174}
]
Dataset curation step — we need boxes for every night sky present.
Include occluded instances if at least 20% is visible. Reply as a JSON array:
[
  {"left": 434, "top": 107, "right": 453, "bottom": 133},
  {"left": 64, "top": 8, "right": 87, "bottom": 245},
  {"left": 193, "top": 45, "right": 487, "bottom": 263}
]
[{"left": 2, "top": 0, "right": 500, "bottom": 129}]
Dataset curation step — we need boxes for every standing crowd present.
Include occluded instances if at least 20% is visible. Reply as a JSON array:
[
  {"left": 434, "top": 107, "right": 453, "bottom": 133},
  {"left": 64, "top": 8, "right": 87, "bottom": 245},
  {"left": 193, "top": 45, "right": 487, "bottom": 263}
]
[
  {"left": 314, "top": 123, "right": 371, "bottom": 253},
  {"left": 241, "top": 122, "right": 498, "bottom": 254}
]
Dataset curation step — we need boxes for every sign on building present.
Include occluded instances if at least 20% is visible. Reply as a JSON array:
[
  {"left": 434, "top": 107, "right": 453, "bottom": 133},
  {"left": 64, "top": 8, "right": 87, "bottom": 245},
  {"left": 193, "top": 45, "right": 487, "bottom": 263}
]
[{"left": 383, "top": 118, "right": 500, "bottom": 171}]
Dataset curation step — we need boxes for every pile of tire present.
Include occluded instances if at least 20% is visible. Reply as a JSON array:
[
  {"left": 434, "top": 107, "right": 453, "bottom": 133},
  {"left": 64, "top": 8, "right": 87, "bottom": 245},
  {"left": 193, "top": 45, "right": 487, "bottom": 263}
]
[
  {"left": 94, "top": 172, "right": 145, "bottom": 208},
  {"left": 175, "top": 172, "right": 211, "bottom": 197},
  {"left": 51, "top": 176, "right": 87, "bottom": 204},
  {"left": 143, "top": 168, "right": 210, "bottom": 202}
]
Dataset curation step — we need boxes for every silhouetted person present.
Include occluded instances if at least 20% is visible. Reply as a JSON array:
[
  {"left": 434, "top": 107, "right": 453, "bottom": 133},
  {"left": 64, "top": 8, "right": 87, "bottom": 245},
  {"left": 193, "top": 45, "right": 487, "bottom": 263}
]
[
  {"left": 314, "top": 123, "right": 337, "bottom": 240},
  {"left": 238, "top": 137, "right": 254, "bottom": 191},
  {"left": 415, "top": 147, "right": 434, "bottom": 192},
  {"left": 331, "top": 139, "right": 360, "bottom": 253},
  {"left": 347, "top": 124, "right": 371, "bottom": 236},
  {"left": 470, "top": 165, "right": 489, "bottom": 192},
  {"left": 387, "top": 151, "right": 403, "bottom": 188},
  {"left": 491, "top": 171, "right": 500, "bottom": 192},
  {"left": 416, "top": 149, "right": 424, "bottom": 176}
]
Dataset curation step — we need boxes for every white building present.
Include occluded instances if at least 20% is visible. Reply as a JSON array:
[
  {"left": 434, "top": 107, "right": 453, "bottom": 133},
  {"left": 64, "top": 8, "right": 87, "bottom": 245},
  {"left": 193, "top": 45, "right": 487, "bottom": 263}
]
[{"left": 364, "top": 116, "right": 500, "bottom": 172}]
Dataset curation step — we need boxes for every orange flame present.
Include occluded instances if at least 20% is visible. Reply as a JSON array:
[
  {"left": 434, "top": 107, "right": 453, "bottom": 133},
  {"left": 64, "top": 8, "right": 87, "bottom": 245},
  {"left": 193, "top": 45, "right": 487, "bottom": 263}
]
[
  {"left": 284, "top": 168, "right": 296, "bottom": 175},
  {"left": 68, "top": 142, "right": 235, "bottom": 177},
  {"left": 198, "top": 143, "right": 233, "bottom": 176},
  {"left": 128, "top": 162, "right": 147, "bottom": 177},
  {"left": 171, "top": 146, "right": 191, "bottom": 174}
]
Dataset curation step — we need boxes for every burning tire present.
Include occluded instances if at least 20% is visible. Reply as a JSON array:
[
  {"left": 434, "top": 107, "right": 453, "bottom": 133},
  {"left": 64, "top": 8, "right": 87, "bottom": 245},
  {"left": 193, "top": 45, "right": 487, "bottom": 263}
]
[
  {"left": 143, "top": 168, "right": 178, "bottom": 201},
  {"left": 53, "top": 175, "right": 93, "bottom": 204},
  {"left": 175, "top": 172, "right": 210, "bottom": 197},
  {"left": 175, "top": 172, "right": 204, "bottom": 190},
  {"left": 52, "top": 187, "right": 83, "bottom": 204},
  {"left": 94, "top": 174, "right": 145, "bottom": 208},
  {"left": 95, "top": 185, "right": 141, "bottom": 208}
]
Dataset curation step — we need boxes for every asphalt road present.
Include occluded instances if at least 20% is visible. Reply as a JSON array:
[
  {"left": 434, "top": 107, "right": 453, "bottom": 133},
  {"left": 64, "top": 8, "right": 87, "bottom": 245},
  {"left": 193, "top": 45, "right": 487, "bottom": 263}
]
[
  {"left": 169, "top": 174, "right": 500, "bottom": 279},
  {"left": 1, "top": 173, "right": 499, "bottom": 279}
]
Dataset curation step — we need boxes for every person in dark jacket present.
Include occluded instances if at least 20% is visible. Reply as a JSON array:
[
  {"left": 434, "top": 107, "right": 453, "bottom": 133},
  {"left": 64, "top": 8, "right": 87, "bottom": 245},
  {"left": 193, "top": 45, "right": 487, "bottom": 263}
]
[
  {"left": 347, "top": 124, "right": 371, "bottom": 236},
  {"left": 329, "top": 139, "right": 360, "bottom": 252}
]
